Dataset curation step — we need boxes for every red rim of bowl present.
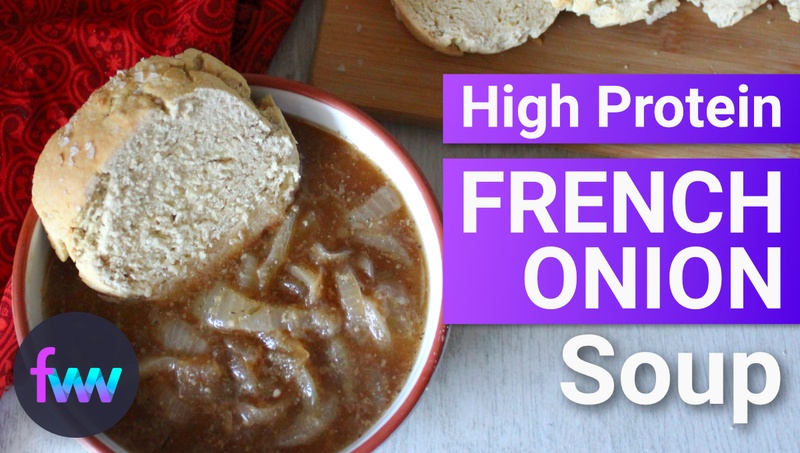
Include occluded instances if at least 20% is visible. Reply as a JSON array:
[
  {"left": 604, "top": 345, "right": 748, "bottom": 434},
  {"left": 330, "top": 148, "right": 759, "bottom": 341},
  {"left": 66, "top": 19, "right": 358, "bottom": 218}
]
[{"left": 12, "top": 74, "right": 447, "bottom": 453}]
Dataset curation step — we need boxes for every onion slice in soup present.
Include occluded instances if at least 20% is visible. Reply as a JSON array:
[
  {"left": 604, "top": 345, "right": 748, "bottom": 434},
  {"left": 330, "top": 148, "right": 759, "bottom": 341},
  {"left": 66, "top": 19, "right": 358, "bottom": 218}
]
[
  {"left": 347, "top": 185, "right": 402, "bottom": 229},
  {"left": 237, "top": 253, "right": 259, "bottom": 292},
  {"left": 352, "top": 230, "right": 412, "bottom": 266},
  {"left": 257, "top": 331, "right": 335, "bottom": 446},
  {"left": 223, "top": 337, "right": 265, "bottom": 397},
  {"left": 354, "top": 253, "right": 375, "bottom": 280},
  {"left": 195, "top": 283, "right": 267, "bottom": 330},
  {"left": 335, "top": 267, "right": 391, "bottom": 349},
  {"left": 236, "top": 400, "right": 293, "bottom": 427},
  {"left": 196, "top": 283, "right": 340, "bottom": 338},
  {"left": 287, "top": 264, "right": 322, "bottom": 305},
  {"left": 275, "top": 397, "right": 337, "bottom": 448},
  {"left": 326, "top": 337, "right": 356, "bottom": 406},
  {"left": 310, "top": 243, "right": 351, "bottom": 263},
  {"left": 258, "top": 206, "right": 299, "bottom": 289},
  {"left": 139, "top": 356, "right": 223, "bottom": 399},
  {"left": 158, "top": 319, "right": 209, "bottom": 355}
]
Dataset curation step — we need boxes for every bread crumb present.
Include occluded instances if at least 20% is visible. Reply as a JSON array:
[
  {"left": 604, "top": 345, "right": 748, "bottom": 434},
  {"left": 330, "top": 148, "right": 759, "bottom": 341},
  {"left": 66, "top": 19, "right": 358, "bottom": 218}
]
[
  {"left": 357, "top": 58, "right": 364, "bottom": 66},
  {"left": 767, "top": 3, "right": 773, "bottom": 9},
  {"left": 68, "top": 146, "right": 79, "bottom": 166},
  {"left": 337, "top": 64, "right": 346, "bottom": 72},
  {"left": 84, "top": 141, "right": 95, "bottom": 159},
  {"left": 624, "top": 64, "right": 629, "bottom": 70},
  {"left": 356, "top": 24, "right": 363, "bottom": 32}
]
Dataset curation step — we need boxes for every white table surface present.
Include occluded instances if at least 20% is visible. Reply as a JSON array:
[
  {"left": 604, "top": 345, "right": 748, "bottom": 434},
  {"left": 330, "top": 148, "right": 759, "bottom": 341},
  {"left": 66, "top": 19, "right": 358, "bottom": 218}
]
[{"left": 2, "top": 2, "right": 797, "bottom": 452}]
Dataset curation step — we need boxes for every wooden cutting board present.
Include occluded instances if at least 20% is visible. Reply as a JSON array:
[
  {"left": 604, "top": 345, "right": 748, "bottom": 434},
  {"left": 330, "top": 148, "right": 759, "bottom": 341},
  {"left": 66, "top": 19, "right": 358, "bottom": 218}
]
[{"left": 310, "top": 0, "right": 800, "bottom": 157}]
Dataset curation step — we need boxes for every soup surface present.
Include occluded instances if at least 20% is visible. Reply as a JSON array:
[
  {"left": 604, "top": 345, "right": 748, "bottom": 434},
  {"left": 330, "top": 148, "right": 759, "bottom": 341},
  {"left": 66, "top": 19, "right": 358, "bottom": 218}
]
[{"left": 43, "top": 116, "right": 427, "bottom": 452}]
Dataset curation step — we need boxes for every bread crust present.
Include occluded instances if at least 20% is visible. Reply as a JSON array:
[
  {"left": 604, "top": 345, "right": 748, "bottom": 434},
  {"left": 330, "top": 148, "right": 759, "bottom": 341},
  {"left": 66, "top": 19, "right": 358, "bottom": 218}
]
[
  {"left": 391, "top": 0, "right": 464, "bottom": 55},
  {"left": 32, "top": 49, "right": 298, "bottom": 299}
]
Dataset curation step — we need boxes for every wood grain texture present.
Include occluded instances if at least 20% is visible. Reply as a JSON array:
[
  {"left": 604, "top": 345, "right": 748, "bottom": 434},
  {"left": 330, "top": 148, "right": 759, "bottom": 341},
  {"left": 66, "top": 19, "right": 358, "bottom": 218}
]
[{"left": 310, "top": 0, "right": 800, "bottom": 157}]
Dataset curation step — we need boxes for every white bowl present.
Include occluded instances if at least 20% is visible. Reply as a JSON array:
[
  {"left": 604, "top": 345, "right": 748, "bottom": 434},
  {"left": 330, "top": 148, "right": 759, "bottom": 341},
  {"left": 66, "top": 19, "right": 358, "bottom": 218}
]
[{"left": 13, "top": 75, "right": 446, "bottom": 453}]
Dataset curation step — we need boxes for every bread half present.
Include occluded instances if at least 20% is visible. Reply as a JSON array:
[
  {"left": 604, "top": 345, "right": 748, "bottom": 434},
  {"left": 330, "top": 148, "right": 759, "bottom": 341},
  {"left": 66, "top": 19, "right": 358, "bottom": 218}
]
[
  {"left": 780, "top": 0, "right": 799, "bottom": 21},
  {"left": 552, "top": 0, "right": 680, "bottom": 26},
  {"left": 32, "top": 49, "right": 300, "bottom": 300},
  {"left": 687, "top": 0, "right": 767, "bottom": 26},
  {"left": 391, "top": 0, "right": 560, "bottom": 55}
]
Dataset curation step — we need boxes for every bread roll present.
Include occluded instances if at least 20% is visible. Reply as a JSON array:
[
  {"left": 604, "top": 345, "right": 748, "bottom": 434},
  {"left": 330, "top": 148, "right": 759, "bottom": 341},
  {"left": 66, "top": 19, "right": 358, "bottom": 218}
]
[
  {"left": 391, "top": 0, "right": 560, "bottom": 55},
  {"left": 32, "top": 49, "right": 300, "bottom": 300}
]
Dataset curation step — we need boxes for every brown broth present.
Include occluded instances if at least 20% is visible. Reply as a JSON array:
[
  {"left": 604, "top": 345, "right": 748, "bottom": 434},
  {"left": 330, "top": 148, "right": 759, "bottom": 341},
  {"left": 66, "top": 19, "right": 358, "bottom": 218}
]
[{"left": 43, "top": 116, "right": 427, "bottom": 452}]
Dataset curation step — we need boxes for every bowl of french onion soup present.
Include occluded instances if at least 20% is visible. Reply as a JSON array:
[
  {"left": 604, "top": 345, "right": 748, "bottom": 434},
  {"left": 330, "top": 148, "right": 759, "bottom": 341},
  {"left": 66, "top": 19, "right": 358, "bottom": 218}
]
[{"left": 13, "top": 74, "right": 446, "bottom": 453}]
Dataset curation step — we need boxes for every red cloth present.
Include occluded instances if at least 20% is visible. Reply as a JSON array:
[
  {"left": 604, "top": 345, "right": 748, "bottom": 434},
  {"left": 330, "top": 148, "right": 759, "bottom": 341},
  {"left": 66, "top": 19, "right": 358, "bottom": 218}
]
[{"left": 0, "top": 0, "right": 303, "bottom": 399}]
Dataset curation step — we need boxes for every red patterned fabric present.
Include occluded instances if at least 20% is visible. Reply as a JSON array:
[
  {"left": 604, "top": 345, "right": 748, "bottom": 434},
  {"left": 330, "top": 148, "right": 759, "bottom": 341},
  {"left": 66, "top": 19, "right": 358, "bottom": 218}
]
[
  {"left": 0, "top": 0, "right": 303, "bottom": 399},
  {"left": 0, "top": 283, "right": 12, "bottom": 393}
]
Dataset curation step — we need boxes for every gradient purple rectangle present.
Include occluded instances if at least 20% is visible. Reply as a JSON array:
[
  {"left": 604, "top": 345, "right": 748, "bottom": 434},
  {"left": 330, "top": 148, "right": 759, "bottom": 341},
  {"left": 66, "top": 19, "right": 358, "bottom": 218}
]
[
  {"left": 443, "top": 74, "right": 800, "bottom": 144},
  {"left": 443, "top": 159, "right": 800, "bottom": 324}
]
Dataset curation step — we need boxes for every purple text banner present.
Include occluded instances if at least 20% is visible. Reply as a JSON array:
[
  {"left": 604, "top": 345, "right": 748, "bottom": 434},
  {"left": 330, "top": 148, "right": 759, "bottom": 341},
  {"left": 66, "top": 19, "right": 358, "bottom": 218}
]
[
  {"left": 442, "top": 74, "right": 800, "bottom": 144},
  {"left": 443, "top": 159, "right": 800, "bottom": 324}
]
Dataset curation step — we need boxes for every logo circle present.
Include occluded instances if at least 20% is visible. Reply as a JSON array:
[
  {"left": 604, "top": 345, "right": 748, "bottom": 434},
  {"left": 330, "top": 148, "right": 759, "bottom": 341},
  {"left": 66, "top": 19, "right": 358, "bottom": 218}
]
[{"left": 13, "top": 312, "right": 139, "bottom": 437}]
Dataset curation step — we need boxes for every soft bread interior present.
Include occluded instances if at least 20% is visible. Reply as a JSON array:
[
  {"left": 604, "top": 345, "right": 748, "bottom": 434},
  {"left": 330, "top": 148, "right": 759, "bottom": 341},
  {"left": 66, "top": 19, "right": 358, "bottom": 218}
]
[
  {"left": 392, "top": 0, "right": 560, "bottom": 55},
  {"left": 552, "top": 0, "right": 680, "bottom": 26},
  {"left": 688, "top": 0, "right": 767, "bottom": 26},
  {"left": 32, "top": 50, "right": 300, "bottom": 300},
  {"left": 73, "top": 89, "right": 298, "bottom": 299},
  {"left": 782, "top": 0, "right": 800, "bottom": 21}
]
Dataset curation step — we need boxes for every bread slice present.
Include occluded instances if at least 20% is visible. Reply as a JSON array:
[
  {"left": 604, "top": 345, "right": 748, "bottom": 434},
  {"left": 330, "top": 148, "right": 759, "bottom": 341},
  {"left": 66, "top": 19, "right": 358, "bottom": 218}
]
[
  {"left": 780, "top": 0, "right": 800, "bottom": 21},
  {"left": 552, "top": 0, "right": 679, "bottom": 26},
  {"left": 391, "top": 0, "right": 560, "bottom": 56},
  {"left": 688, "top": 0, "right": 767, "bottom": 26},
  {"left": 32, "top": 49, "right": 300, "bottom": 300}
]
